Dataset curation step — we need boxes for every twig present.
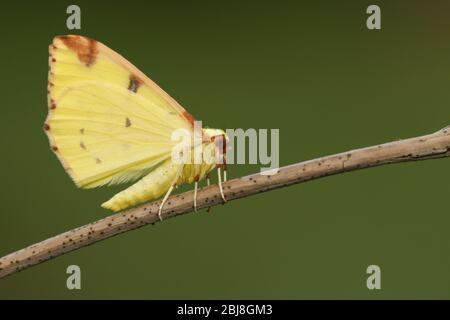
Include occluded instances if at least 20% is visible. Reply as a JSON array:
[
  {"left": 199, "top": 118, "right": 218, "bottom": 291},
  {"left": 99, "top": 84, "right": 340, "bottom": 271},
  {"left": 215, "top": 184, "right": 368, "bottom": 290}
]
[{"left": 1, "top": 126, "right": 450, "bottom": 279}]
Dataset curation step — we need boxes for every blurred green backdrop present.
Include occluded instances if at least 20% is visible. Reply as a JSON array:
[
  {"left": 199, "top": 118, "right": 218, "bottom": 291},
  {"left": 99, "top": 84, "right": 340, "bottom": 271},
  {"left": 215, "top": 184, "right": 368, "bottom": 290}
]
[{"left": 0, "top": 0, "right": 450, "bottom": 299}]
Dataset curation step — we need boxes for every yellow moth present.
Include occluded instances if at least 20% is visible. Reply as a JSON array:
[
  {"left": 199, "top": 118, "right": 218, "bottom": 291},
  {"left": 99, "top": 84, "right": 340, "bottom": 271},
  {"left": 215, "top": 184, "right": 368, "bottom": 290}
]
[{"left": 44, "top": 35, "right": 228, "bottom": 219}]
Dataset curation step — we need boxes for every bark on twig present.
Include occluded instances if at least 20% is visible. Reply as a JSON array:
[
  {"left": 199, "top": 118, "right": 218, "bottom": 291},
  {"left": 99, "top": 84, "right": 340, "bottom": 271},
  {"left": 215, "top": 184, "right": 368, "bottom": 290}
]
[{"left": 1, "top": 126, "right": 450, "bottom": 279}]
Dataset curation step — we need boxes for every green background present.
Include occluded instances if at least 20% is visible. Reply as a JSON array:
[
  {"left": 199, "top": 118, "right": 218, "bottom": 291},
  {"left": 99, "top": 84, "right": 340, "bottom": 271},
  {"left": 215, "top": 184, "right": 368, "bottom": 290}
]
[{"left": 0, "top": 0, "right": 449, "bottom": 299}]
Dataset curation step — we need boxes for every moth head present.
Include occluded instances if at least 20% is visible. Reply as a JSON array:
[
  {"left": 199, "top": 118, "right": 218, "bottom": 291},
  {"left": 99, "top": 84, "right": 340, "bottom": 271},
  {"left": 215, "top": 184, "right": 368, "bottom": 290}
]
[{"left": 202, "top": 128, "right": 229, "bottom": 166}]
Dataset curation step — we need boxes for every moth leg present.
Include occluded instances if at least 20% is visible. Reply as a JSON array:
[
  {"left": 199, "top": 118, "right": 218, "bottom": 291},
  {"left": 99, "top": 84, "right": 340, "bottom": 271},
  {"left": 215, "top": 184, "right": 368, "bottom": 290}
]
[
  {"left": 193, "top": 181, "right": 198, "bottom": 212},
  {"left": 158, "top": 184, "right": 175, "bottom": 221},
  {"left": 217, "top": 167, "right": 227, "bottom": 203},
  {"left": 203, "top": 173, "right": 211, "bottom": 213}
]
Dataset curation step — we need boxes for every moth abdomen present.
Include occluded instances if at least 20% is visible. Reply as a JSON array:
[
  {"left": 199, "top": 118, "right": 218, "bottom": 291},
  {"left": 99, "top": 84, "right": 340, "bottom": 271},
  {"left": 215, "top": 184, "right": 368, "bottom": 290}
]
[{"left": 101, "top": 159, "right": 182, "bottom": 212}]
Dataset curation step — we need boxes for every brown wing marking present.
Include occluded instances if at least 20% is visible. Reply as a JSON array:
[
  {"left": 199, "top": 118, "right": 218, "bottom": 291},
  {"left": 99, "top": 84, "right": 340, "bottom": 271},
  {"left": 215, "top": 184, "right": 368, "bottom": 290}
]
[{"left": 58, "top": 35, "right": 99, "bottom": 67}]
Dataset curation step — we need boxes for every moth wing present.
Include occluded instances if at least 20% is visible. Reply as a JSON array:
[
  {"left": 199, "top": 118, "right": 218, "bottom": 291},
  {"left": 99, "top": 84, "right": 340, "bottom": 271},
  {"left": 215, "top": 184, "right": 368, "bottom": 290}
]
[
  {"left": 45, "top": 35, "right": 194, "bottom": 188},
  {"left": 49, "top": 35, "right": 194, "bottom": 124}
]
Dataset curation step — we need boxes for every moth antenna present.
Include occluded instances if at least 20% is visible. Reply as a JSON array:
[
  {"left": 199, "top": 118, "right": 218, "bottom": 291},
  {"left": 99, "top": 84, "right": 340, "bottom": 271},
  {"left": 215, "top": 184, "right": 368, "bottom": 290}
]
[{"left": 158, "top": 184, "right": 175, "bottom": 221}]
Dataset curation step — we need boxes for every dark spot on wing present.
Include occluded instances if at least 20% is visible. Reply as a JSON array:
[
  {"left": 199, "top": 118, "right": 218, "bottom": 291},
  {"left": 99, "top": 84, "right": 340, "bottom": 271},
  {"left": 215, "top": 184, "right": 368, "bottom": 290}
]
[
  {"left": 128, "top": 75, "right": 142, "bottom": 93},
  {"left": 125, "top": 117, "right": 131, "bottom": 127},
  {"left": 44, "top": 123, "right": 50, "bottom": 131},
  {"left": 80, "top": 128, "right": 85, "bottom": 134},
  {"left": 95, "top": 158, "right": 102, "bottom": 164},
  {"left": 52, "top": 146, "right": 58, "bottom": 152},
  {"left": 80, "top": 141, "right": 86, "bottom": 150},
  {"left": 49, "top": 99, "right": 56, "bottom": 110}
]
